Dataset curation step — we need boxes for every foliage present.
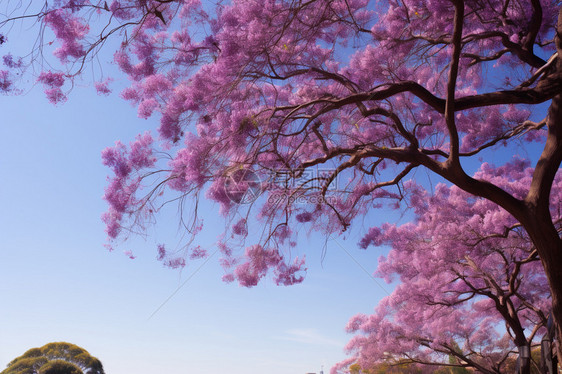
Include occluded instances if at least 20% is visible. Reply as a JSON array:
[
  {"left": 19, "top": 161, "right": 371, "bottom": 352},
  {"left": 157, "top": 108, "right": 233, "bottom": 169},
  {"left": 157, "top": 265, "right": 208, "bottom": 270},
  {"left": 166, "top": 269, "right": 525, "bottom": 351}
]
[
  {"left": 37, "top": 360, "right": 83, "bottom": 374},
  {"left": 335, "top": 163, "right": 560, "bottom": 373},
  {"left": 1, "top": 0, "right": 562, "bottom": 371},
  {"left": 349, "top": 361, "right": 424, "bottom": 373},
  {"left": 350, "top": 358, "right": 472, "bottom": 373},
  {"left": 1, "top": 342, "right": 104, "bottom": 374}
]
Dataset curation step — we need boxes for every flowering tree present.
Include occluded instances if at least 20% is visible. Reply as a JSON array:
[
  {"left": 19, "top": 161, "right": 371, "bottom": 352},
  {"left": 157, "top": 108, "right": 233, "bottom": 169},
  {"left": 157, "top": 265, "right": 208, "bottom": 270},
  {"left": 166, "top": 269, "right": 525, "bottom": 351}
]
[
  {"left": 1, "top": 0, "right": 562, "bottom": 365},
  {"left": 334, "top": 160, "right": 560, "bottom": 373}
]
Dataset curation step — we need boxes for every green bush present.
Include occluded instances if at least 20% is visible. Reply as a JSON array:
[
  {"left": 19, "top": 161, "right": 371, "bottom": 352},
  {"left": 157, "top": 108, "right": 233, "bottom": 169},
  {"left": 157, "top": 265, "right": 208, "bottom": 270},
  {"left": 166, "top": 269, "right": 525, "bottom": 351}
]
[{"left": 1, "top": 342, "right": 104, "bottom": 374}]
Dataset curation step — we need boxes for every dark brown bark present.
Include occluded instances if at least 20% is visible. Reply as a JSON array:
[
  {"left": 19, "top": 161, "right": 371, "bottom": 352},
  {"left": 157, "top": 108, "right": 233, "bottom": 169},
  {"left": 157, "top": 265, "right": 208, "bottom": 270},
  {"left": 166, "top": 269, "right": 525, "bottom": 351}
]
[
  {"left": 521, "top": 10, "right": 562, "bottom": 365},
  {"left": 523, "top": 91, "right": 562, "bottom": 367},
  {"left": 454, "top": 74, "right": 562, "bottom": 374},
  {"left": 452, "top": 11, "right": 562, "bottom": 368},
  {"left": 291, "top": 7, "right": 562, "bottom": 369},
  {"left": 525, "top": 220, "right": 562, "bottom": 368}
]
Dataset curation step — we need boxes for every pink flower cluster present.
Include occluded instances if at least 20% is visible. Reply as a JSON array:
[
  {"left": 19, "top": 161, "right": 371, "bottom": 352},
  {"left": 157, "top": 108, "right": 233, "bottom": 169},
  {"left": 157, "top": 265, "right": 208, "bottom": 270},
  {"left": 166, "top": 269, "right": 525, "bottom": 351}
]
[
  {"left": 101, "top": 132, "right": 155, "bottom": 240},
  {"left": 44, "top": 9, "right": 88, "bottom": 62},
  {"left": 228, "top": 245, "right": 306, "bottom": 287},
  {"left": 94, "top": 78, "right": 113, "bottom": 96},
  {"left": 37, "top": 71, "right": 67, "bottom": 104},
  {"left": 66, "top": 0, "right": 560, "bottom": 300},
  {"left": 3, "top": 54, "right": 22, "bottom": 69},
  {"left": 337, "top": 160, "right": 560, "bottom": 372}
]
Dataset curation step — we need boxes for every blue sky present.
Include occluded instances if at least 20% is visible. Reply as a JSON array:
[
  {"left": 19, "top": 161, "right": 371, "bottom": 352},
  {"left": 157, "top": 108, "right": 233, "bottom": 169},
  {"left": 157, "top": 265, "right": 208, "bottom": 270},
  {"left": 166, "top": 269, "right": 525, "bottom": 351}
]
[{"left": 0, "top": 80, "right": 393, "bottom": 373}]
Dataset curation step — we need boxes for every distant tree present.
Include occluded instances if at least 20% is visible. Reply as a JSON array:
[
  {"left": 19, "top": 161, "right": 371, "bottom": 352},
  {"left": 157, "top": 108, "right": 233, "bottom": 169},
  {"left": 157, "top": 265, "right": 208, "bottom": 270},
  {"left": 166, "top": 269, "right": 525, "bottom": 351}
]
[
  {"left": 37, "top": 360, "right": 82, "bottom": 374},
  {"left": 349, "top": 361, "right": 424, "bottom": 373},
  {"left": 349, "top": 359, "right": 470, "bottom": 373},
  {"left": 1, "top": 342, "right": 104, "bottom": 374}
]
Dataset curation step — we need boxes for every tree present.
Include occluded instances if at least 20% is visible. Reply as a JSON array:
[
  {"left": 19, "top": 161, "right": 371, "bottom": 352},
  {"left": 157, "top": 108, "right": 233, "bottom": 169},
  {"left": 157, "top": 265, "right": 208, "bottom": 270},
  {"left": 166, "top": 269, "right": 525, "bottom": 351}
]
[
  {"left": 335, "top": 161, "right": 560, "bottom": 373},
  {"left": 349, "top": 361, "right": 425, "bottom": 373},
  {"left": 1, "top": 342, "right": 105, "bottom": 374},
  {"left": 37, "top": 361, "right": 83, "bottom": 374},
  {"left": 1, "top": 0, "right": 562, "bottom": 363}
]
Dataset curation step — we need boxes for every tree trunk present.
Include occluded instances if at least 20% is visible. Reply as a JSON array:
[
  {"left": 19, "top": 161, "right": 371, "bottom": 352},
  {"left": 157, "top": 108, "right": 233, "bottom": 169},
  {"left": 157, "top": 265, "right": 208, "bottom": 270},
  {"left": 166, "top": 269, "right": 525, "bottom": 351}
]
[
  {"left": 525, "top": 221, "right": 562, "bottom": 369},
  {"left": 518, "top": 344, "right": 531, "bottom": 374},
  {"left": 523, "top": 8, "right": 562, "bottom": 358},
  {"left": 522, "top": 89, "right": 562, "bottom": 368}
]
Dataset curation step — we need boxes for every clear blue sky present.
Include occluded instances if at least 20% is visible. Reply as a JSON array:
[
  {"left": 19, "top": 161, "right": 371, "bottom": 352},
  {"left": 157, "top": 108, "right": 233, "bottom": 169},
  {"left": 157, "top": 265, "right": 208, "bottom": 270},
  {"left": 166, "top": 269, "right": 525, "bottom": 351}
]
[{"left": 0, "top": 78, "right": 395, "bottom": 374}]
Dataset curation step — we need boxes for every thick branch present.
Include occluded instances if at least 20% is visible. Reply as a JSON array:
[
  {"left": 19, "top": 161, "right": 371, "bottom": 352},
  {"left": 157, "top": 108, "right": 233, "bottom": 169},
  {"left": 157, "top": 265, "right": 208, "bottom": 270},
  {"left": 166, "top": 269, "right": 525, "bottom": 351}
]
[{"left": 444, "top": 0, "right": 464, "bottom": 162}]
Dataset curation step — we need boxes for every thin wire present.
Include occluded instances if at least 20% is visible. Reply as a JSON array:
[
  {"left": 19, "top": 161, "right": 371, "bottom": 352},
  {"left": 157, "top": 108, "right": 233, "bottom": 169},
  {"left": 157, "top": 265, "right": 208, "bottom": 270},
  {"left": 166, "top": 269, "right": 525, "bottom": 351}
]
[
  {"left": 148, "top": 235, "right": 391, "bottom": 320},
  {"left": 330, "top": 236, "right": 391, "bottom": 296},
  {"left": 148, "top": 247, "right": 220, "bottom": 320}
]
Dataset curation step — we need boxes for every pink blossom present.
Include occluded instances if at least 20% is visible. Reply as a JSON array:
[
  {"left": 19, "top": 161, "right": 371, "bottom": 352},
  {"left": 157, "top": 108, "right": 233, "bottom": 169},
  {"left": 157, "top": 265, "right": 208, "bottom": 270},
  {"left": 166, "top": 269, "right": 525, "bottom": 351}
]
[
  {"left": 231, "top": 218, "right": 248, "bottom": 236},
  {"left": 156, "top": 244, "right": 166, "bottom": 261},
  {"left": 0, "top": 70, "right": 12, "bottom": 92},
  {"left": 38, "top": 71, "right": 65, "bottom": 87},
  {"left": 233, "top": 245, "right": 282, "bottom": 287},
  {"left": 7, "top": 0, "right": 559, "bottom": 357},
  {"left": 2, "top": 54, "right": 22, "bottom": 68},
  {"left": 44, "top": 9, "right": 88, "bottom": 62},
  {"left": 138, "top": 98, "right": 159, "bottom": 118},
  {"left": 38, "top": 72, "right": 67, "bottom": 104},
  {"left": 189, "top": 246, "right": 207, "bottom": 259},
  {"left": 101, "top": 133, "right": 155, "bottom": 245},
  {"left": 295, "top": 212, "right": 313, "bottom": 223},
  {"left": 94, "top": 79, "right": 112, "bottom": 95},
  {"left": 341, "top": 162, "right": 558, "bottom": 372},
  {"left": 274, "top": 256, "right": 306, "bottom": 286}
]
